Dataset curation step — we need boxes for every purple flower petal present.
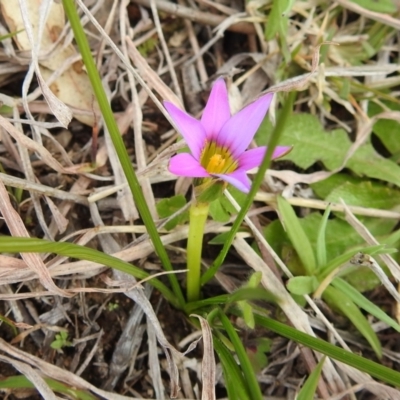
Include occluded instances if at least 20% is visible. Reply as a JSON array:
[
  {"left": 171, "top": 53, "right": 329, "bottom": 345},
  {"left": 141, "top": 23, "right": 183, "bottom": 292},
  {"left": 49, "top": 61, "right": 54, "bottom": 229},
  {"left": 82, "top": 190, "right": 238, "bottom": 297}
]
[
  {"left": 169, "top": 153, "right": 210, "bottom": 177},
  {"left": 272, "top": 146, "right": 292, "bottom": 159},
  {"left": 201, "top": 79, "right": 231, "bottom": 141},
  {"left": 238, "top": 145, "right": 292, "bottom": 170},
  {"left": 214, "top": 169, "right": 251, "bottom": 193},
  {"left": 164, "top": 101, "right": 207, "bottom": 159},
  {"left": 216, "top": 92, "right": 274, "bottom": 158}
]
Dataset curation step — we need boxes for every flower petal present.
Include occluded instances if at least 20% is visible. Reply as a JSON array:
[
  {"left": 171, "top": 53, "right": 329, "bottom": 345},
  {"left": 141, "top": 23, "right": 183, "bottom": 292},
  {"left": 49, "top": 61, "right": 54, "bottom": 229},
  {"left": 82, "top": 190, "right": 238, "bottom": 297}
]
[
  {"left": 214, "top": 169, "right": 251, "bottom": 193},
  {"left": 216, "top": 92, "right": 274, "bottom": 158},
  {"left": 169, "top": 153, "right": 210, "bottom": 177},
  {"left": 201, "top": 79, "right": 231, "bottom": 140},
  {"left": 238, "top": 146, "right": 292, "bottom": 170},
  {"left": 164, "top": 101, "right": 207, "bottom": 159}
]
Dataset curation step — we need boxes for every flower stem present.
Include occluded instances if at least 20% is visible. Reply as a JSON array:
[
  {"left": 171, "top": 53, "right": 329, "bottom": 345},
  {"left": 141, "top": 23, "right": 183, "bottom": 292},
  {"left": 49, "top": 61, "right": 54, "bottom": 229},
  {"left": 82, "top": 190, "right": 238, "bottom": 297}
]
[{"left": 187, "top": 202, "right": 209, "bottom": 302}]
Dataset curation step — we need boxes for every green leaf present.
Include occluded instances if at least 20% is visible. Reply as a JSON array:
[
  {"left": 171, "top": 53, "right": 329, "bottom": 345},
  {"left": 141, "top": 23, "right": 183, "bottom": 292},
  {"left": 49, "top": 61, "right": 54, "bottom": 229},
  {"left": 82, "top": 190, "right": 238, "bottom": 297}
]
[
  {"left": 347, "top": 143, "right": 400, "bottom": 187},
  {"left": 246, "top": 338, "right": 271, "bottom": 373},
  {"left": 265, "top": 0, "right": 289, "bottom": 40},
  {"left": 209, "top": 198, "right": 230, "bottom": 222},
  {"left": 0, "top": 376, "right": 96, "bottom": 400},
  {"left": 287, "top": 276, "right": 319, "bottom": 295},
  {"left": 256, "top": 113, "right": 400, "bottom": 187},
  {"left": 323, "top": 286, "right": 382, "bottom": 358},
  {"left": 219, "top": 310, "right": 263, "bottom": 400},
  {"left": 311, "top": 173, "right": 362, "bottom": 199},
  {"left": 254, "top": 314, "right": 400, "bottom": 388},
  {"left": 316, "top": 205, "right": 331, "bottom": 268},
  {"left": 156, "top": 195, "right": 188, "bottom": 230},
  {"left": 208, "top": 231, "right": 230, "bottom": 245},
  {"left": 326, "top": 181, "right": 400, "bottom": 210},
  {"left": 332, "top": 278, "right": 400, "bottom": 332},
  {"left": 277, "top": 196, "right": 317, "bottom": 274},
  {"left": 348, "top": 0, "right": 397, "bottom": 13},
  {"left": 369, "top": 101, "right": 400, "bottom": 155},
  {"left": 213, "top": 337, "right": 251, "bottom": 400},
  {"left": 297, "top": 356, "right": 326, "bottom": 400}
]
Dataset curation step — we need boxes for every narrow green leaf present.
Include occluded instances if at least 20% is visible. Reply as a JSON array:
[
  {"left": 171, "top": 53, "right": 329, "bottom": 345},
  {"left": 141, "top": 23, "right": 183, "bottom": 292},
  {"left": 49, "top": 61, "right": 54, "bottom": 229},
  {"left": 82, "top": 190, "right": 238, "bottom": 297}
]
[
  {"left": 277, "top": 196, "right": 316, "bottom": 274},
  {"left": 62, "top": 0, "right": 185, "bottom": 307},
  {"left": 332, "top": 278, "right": 400, "bottom": 332},
  {"left": 348, "top": 0, "right": 397, "bottom": 13},
  {"left": 0, "top": 237, "right": 180, "bottom": 309},
  {"left": 213, "top": 337, "right": 250, "bottom": 400},
  {"left": 0, "top": 376, "right": 96, "bottom": 400},
  {"left": 253, "top": 314, "right": 400, "bottom": 388},
  {"left": 219, "top": 310, "right": 263, "bottom": 400},
  {"left": 297, "top": 356, "right": 326, "bottom": 400},
  {"left": 316, "top": 205, "right": 331, "bottom": 268},
  {"left": 323, "top": 286, "right": 382, "bottom": 358}
]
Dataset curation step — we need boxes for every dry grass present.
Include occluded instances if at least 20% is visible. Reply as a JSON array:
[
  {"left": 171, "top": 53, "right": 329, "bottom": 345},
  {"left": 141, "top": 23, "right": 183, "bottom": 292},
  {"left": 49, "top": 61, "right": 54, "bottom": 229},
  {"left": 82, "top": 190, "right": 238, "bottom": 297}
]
[{"left": 0, "top": 0, "right": 400, "bottom": 399}]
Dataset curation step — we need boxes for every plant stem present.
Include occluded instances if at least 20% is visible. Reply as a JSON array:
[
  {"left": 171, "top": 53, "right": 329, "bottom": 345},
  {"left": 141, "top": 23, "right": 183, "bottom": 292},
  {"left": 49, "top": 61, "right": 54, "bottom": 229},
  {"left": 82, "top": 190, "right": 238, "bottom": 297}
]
[
  {"left": 62, "top": 0, "right": 185, "bottom": 308},
  {"left": 187, "top": 202, "right": 209, "bottom": 302}
]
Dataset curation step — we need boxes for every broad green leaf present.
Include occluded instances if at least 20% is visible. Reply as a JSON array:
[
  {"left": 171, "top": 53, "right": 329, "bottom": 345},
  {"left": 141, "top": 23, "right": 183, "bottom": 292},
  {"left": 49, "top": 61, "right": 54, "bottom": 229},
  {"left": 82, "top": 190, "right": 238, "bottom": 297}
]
[
  {"left": 349, "top": 0, "right": 397, "bottom": 13},
  {"left": 323, "top": 286, "right": 382, "bottom": 358},
  {"left": 277, "top": 196, "right": 316, "bottom": 274},
  {"left": 326, "top": 181, "right": 400, "bottom": 210},
  {"left": 369, "top": 101, "right": 400, "bottom": 155},
  {"left": 246, "top": 338, "right": 271, "bottom": 373},
  {"left": 209, "top": 198, "right": 230, "bottom": 222},
  {"left": 332, "top": 278, "right": 400, "bottom": 332},
  {"left": 156, "top": 195, "right": 188, "bottom": 230},
  {"left": 347, "top": 143, "right": 400, "bottom": 187},
  {"left": 256, "top": 113, "right": 400, "bottom": 187},
  {"left": 297, "top": 356, "right": 326, "bottom": 400},
  {"left": 311, "top": 173, "right": 363, "bottom": 199},
  {"left": 299, "top": 213, "right": 396, "bottom": 262},
  {"left": 316, "top": 205, "right": 331, "bottom": 268},
  {"left": 287, "top": 276, "right": 319, "bottom": 295}
]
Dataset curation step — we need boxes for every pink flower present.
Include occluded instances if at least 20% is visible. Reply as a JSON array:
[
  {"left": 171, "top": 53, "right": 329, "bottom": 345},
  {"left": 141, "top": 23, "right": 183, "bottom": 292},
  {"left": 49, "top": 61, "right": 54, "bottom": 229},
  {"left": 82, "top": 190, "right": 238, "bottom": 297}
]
[{"left": 165, "top": 79, "right": 290, "bottom": 193}]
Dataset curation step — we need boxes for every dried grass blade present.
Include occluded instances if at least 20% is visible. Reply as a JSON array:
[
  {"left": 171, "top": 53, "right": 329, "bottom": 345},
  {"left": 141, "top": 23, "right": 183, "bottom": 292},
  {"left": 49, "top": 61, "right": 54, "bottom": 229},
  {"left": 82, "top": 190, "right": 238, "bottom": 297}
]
[
  {"left": 0, "top": 180, "right": 70, "bottom": 297},
  {"left": 191, "top": 314, "right": 216, "bottom": 400},
  {"left": 0, "top": 354, "right": 57, "bottom": 400}
]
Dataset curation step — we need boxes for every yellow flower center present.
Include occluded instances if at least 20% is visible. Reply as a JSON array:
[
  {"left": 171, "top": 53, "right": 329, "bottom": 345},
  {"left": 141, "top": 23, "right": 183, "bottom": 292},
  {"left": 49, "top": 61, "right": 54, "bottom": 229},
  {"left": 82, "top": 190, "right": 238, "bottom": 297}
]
[{"left": 200, "top": 141, "right": 237, "bottom": 174}]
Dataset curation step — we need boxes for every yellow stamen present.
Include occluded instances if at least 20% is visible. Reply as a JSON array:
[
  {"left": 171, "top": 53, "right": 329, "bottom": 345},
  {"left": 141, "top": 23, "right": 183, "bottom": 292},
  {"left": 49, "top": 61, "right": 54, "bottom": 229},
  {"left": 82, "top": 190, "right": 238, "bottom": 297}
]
[
  {"left": 207, "top": 154, "right": 226, "bottom": 173},
  {"left": 200, "top": 141, "right": 237, "bottom": 175}
]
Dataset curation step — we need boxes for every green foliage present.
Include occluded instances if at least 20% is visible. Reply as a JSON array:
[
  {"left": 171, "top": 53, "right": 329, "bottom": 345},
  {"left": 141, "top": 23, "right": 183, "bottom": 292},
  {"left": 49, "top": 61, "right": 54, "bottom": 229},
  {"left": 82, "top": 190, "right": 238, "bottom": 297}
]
[
  {"left": 246, "top": 338, "right": 271, "bottom": 374},
  {"left": 348, "top": 0, "right": 397, "bottom": 13},
  {"left": 287, "top": 276, "right": 319, "bottom": 295},
  {"left": 296, "top": 357, "right": 325, "bottom": 400},
  {"left": 326, "top": 181, "right": 400, "bottom": 210},
  {"left": 50, "top": 331, "right": 72, "bottom": 350},
  {"left": 323, "top": 286, "right": 382, "bottom": 358},
  {"left": 0, "top": 376, "right": 96, "bottom": 400},
  {"left": 266, "top": 202, "right": 396, "bottom": 356},
  {"left": 156, "top": 194, "right": 188, "bottom": 230},
  {"left": 369, "top": 101, "right": 400, "bottom": 156},
  {"left": 256, "top": 113, "right": 400, "bottom": 187},
  {"left": 277, "top": 196, "right": 316, "bottom": 275},
  {"left": 137, "top": 37, "right": 158, "bottom": 57}
]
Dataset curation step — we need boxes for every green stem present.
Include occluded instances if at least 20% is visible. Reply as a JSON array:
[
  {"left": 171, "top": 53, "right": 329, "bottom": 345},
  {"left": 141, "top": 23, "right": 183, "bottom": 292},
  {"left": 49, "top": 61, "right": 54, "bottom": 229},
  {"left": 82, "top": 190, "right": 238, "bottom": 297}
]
[
  {"left": 187, "top": 202, "right": 209, "bottom": 302},
  {"left": 62, "top": 0, "right": 185, "bottom": 308}
]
